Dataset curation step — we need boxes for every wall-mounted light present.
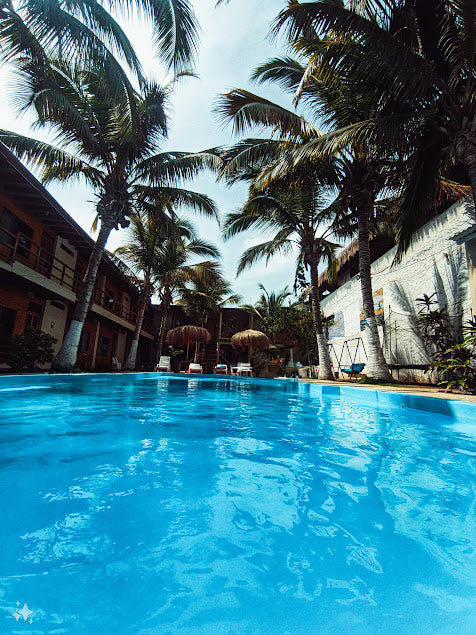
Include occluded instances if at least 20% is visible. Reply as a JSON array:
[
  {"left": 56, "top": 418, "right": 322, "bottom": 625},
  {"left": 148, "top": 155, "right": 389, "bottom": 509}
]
[{"left": 50, "top": 321, "right": 55, "bottom": 328}]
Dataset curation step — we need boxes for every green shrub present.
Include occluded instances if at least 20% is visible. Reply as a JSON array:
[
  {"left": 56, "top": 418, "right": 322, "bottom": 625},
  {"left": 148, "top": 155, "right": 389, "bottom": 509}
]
[
  {"left": 416, "top": 294, "right": 476, "bottom": 393},
  {"left": 6, "top": 327, "right": 57, "bottom": 372}
]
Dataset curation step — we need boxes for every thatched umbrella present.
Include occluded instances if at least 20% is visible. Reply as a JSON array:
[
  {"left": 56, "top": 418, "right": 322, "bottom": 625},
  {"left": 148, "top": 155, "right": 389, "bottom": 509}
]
[
  {"left": 231, "top": 329, "right": 270, "bottom": 364},
  {"left": 166, "top": 325, "right": 210, "bottom": 363}
]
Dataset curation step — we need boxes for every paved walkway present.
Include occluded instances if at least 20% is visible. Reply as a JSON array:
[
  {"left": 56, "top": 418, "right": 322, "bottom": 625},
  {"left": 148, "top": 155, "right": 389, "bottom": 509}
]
[{"left": 301, "top": 379, "right": 476, "bottom": 403}]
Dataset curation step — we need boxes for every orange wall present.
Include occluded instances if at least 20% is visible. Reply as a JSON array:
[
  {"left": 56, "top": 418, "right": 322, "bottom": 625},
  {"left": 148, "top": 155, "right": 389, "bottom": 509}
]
[
  {"left": 0, "top": 278, "right": 44, "bottom": 336},
  {"left": 0, "top": 191, "right": 50, "bottom": 247}
]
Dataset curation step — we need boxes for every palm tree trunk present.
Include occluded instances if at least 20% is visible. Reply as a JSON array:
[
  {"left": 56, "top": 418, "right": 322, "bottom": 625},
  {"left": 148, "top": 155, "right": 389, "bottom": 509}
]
[
  {"left": 155, "top": 293, "right": 171, "bottom": 363},
  {"left": 124, "top": 298, "right": 146, "bottom": 371},
  {"left": 357, "top": 204, "right": 392, "bottom": 381},
  {"left": 194, "top": 342, "right": 200, "bottom": 363},
  {"left": 309, "top": 251, "right": 334, "bottom": 381},
  {"left": 52, "top": 220, "right": 113, "bottom": 372}
]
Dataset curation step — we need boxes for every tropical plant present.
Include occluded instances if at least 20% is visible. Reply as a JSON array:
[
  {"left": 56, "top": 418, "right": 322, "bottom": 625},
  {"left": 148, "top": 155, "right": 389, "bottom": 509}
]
[
  {"left": 177, "top": 274, "right": 241, "bottom": 327},
  {"left": 241, "top": 284, "right": 292, "bottom": 343},
  {"left": 220, "top": 0, "right": 475, "bottom": 380},
  {"left": 5, "top": 326, "right": 56, "bottom": 371},
  {"left": 0, "top": 61, "right": 218, "bottom": 371},
  {"left": 417, "top": 296, "right": 476, "bottom": 392},
  {"left": 286, "top": 301, "right": 321, "bottom": 365},
  {"left": 222, "top": 176, "right": 340, "bottom": 380},
  {"left": 415, "top": 292, "right": 457, "bottom": 355},
  {"left": 113, "top": 213, "right": 163, "bottom": 370},
  {"left": 153, "top": 219, "right": 221, "bottom": 361}
]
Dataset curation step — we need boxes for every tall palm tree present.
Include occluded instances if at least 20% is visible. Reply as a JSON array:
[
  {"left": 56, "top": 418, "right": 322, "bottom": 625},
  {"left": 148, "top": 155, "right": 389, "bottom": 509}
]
[
  {"left": 113, "top": 213, "right": 163, "bottom": 371},
  {"left": 154, "top": 220, "right": 221, "bottom": 362},
  {"left": 0, "top": 61, "right": 218, "bottom": 371},
  {"left": 216, "top": 60, "right": 398, "bottom": 381},
  {"left": 222, "top": 178, "right": 339, "bottom": 380},
  {"left": 274, "top": 0, "right": 476, "bottom": 246}
]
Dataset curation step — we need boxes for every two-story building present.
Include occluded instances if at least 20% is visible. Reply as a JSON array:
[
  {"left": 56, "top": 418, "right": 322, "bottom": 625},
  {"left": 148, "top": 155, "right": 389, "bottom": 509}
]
[{"left": 0, "top": 142, "right": 155, "bottom": 371}]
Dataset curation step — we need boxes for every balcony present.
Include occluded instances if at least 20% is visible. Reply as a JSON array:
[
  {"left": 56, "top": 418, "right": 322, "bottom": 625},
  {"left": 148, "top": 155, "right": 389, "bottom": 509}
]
[
  {"left": 90, "top": 289, "right": 154, "bottom": 336},
  {"left": 91, "top": 287, "right": 138, "bottom": 323},
  {"left": 0, "top": 227, "right": 78, "bottom": 292},
  {"left": 0, "top": 227, "right": 154, "bottom": 337}
]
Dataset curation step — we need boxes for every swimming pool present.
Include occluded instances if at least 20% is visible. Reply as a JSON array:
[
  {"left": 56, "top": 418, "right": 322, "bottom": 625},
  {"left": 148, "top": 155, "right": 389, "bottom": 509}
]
[{"left": 0, "top": 373, "right": 475, "bottom": 633}]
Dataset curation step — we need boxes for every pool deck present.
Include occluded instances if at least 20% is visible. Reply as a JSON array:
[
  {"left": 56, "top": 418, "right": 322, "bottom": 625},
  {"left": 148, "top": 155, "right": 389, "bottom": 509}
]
[{"left": 302, "top": 379, "right": 476, "bottom": 403}]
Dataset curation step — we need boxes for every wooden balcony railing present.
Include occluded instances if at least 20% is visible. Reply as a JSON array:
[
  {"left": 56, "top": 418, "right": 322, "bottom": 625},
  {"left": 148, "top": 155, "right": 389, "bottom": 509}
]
[
  {"left": 0, "top": 227, "right": 155, "bottom": 335},
  {"left": 91, "top": 287, "right": 139, "bottom": 324},
  {"left": 0, "top": 227, "right": 78, "bottom": 290}
]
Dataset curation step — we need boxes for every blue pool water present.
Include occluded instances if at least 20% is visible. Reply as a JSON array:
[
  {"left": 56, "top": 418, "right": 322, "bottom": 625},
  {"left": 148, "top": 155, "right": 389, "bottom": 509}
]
[{"left": 0, "top": 373, "right": 475, "bottom": 634}]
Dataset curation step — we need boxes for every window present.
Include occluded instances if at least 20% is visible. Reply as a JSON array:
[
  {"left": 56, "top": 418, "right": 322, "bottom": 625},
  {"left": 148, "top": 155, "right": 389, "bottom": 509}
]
[
  {"left": 60, "top": 243, "right": 74, "bottom": 258},
  {"left": 338, "top": 271, "right": 351, "bottom": 286},
  {"left": 0, "top": 306, "right": 16, "bottom": 351},
  {"left": 0, "top": 208, "right": 34, "bottom": 259},
  {"left": 50, "top": 300, "right": 66, "bottom": 311},
  {"left": 104, "top": 288, "right": 115, "bottom": 309},
  {"left": 25, "top": 301, "right": 42, "bottom": 330}
]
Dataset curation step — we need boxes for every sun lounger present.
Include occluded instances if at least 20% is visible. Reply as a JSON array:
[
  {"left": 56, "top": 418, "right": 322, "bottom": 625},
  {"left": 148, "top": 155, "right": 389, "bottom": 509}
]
[
  {"left": 188, "top": 363, "right": 203, "bottom": 374},
  {"left": 230, "top": 362, "right": 253, "bottom": 376},
  {"left": 214, "top": 364, "right": 228, "bottom": 375},
  {"left": 155, "top": 356, "right": 171, "bottom": 372},
  {"left": 112, "top": 356, "right": 122, "bottom": 371}
]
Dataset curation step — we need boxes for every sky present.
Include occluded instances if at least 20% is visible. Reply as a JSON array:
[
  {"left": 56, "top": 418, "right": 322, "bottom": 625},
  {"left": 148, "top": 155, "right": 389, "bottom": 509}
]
[{"left": 0, "top": 0, "right": 306, "bottom": 304}]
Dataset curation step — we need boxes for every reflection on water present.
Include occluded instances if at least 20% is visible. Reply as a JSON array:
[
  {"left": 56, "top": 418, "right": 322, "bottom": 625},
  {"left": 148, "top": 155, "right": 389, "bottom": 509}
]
[{"left": 0, "top": 374, "right": 475, "bottom": 634}]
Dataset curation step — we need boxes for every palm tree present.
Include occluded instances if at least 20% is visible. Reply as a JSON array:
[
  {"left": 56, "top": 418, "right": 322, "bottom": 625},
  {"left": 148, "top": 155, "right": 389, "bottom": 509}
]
[
  {"left": 240, "top": 284, "right": 292, "bottom": 344},
  {"left": 154, "top": 220, "right": 221, "bottom": 362},
  {"left": 273, "top": 0, "right": 476, "bottom": 246},
  {"left": 176, "top": 274, "right": 241, "bottom": 362},
  {"left": 216, "top": 61, "right": 398, "bottom": 381},
  {"left": 1, "top": 0, "right": 199, "bottom": 78},
  {"left": 177, "top": 274, "right": 241, "bottom": 328},
  {"left": 0, "top": 61, "right": 218, "bottom": 371},
  {"left": 222, "top": 178, "right": 339, "bottom": 380},
  {"left": 113, "top": 213, "right": 163, "bottom": 371}
]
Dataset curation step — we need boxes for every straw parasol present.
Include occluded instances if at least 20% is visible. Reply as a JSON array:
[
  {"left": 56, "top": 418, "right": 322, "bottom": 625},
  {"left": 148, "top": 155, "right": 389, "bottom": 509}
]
[
  {"left": 231, "top": 329, "right": 270, "bottom": 364},
  {"left": 166, "top": 325, "right": 210, "bottom": 363}
]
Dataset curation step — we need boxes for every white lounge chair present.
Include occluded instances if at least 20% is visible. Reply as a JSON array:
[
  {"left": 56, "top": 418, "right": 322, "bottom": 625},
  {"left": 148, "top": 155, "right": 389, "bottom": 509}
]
[
  {"left": 231, "top": 362, "right": 253, "bottom": 376},
  {"left": 188, "top": 363, "right": 203, "bottom": 374},
  {"left": 112, "top": 356, "right": 122, "bottom": 371},
  {"left": 155, "top": 356, "right": 171, "bottom": 372}
]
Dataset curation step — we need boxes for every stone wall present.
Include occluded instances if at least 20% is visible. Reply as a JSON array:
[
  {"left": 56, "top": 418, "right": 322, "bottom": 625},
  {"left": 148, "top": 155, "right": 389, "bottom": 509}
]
[{"left": 321, "top": 199, "right": 476, "bottom": 383}]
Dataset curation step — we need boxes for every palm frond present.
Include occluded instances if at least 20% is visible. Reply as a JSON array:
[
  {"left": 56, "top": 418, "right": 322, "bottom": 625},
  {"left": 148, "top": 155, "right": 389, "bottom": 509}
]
[
  {"left": 105, "top": 0, "right": 200, "bottom": 71},
  {"left": 215, "top": 89, "right": 320, "bottom": 138},
  {"left": 237, "top": 237, "right": 294, "bottom": 275},
  {"left": 134, "top": 151, "right": 221, "bottom": 184},
  {"left": 0, "top": 131, "right": 103, "bottom": 185}
]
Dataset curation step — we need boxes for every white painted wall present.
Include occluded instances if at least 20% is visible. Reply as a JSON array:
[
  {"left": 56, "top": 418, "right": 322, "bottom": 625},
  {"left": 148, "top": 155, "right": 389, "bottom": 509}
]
[
  {"left": 40, "top": 299, "right": 68, "bottom": 358},
  {"left": 321, "top": 200, "right": 476, "bottom": 382},
  {"left": 53, "top": 237, "right": 77, "bottom": 289}
]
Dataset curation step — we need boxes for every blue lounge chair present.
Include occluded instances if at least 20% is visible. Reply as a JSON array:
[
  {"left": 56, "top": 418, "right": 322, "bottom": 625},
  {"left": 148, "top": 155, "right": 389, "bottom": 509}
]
[{"left": 341, "top": 363, "right": 365, "bottom": 380}]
